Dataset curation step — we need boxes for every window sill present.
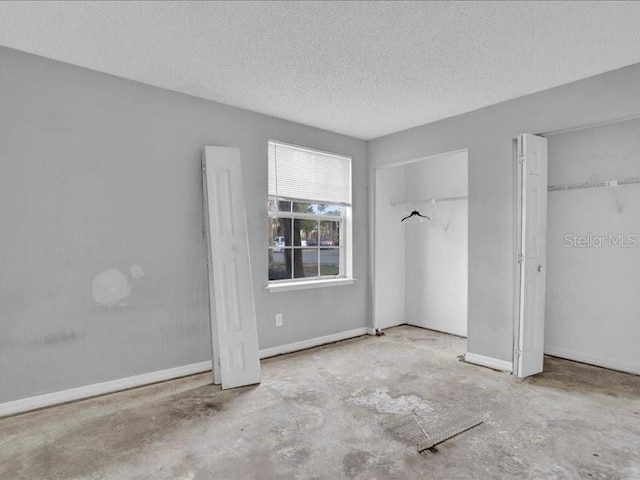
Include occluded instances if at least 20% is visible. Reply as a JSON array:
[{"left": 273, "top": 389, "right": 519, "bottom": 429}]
[{"left": 265, "top": 278, "right": 356, "bottom": 293}]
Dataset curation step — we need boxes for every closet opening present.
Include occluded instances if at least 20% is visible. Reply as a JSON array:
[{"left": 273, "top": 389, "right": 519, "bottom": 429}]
[
  {"left": 373, "top": 148, "right": 469, "bottom": 338},
  {"left": 544, "top": 118, "right": 640, "bottom": 375},
  {"left": 515, "top": 117, "right": 640, "bottom": 377}
]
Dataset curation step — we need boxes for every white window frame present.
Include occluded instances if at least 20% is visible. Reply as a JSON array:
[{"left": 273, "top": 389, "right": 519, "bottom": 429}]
[{"left": 266, "top": 141, "right": 354, "bottom": 293}]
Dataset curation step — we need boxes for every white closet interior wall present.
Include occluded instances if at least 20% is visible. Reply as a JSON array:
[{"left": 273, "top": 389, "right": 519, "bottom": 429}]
[
  {"left": 545, "top": 118, "right": 640, "bottom": 374},
  {"left": 404, "top": 151, "right": 468, "bottom": 337}
]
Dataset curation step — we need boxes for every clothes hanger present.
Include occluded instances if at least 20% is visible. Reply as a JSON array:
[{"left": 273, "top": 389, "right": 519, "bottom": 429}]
[{"left": 401, "top": 210, "right": 430, "bottom": 222}]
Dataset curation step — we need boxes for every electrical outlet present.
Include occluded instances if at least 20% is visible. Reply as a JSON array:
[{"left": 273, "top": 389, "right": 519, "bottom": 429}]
[{"left": 275, "top": 313, "right": 283, "bottom": 327}]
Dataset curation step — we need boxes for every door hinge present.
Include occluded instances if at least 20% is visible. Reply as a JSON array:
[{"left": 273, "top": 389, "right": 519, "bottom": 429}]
[{"left": 517, "top": 253, "right": 524, "bottom": 264}]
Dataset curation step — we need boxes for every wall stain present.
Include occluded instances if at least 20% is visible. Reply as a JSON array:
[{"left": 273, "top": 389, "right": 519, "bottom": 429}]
[{"left": 32, "top": 330, "right": 82, "bottom": 347}]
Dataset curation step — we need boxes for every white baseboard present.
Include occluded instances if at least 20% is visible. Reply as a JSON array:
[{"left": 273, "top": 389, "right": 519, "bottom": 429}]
[
  {"left": 545, "top": 346, "right": 640, "bottom": 376},
  {"left": 1, "top": 327, "right": 373, "bottom": 418},
  {"left": 259, "top": 327, "right": 369, "bottom": 359},
  {"left": 366, "top": 327, "right": 377, "bottom": 335},
  {"left": 465, "top": 352, "right": 513, "bottom": 372},
  {"left": 0, "top": 361, "right": 213, "bottom": 418}
]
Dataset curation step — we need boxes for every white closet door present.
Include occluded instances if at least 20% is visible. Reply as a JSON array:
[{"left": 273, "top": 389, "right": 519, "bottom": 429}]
[
  {"left": 515, "top": 134, "right": 548, "bottom": 378},
  {"left": 203, "top": 146, "right": 261, "bottom": 389}
]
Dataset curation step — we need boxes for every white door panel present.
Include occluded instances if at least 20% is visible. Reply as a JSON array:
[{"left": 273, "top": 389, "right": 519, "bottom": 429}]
[
  {"left": 515, "top": 134, "right": 548, "bottom": 378},
  {"left": 203, "top": 146, "right": 261, "bottom": 389}
]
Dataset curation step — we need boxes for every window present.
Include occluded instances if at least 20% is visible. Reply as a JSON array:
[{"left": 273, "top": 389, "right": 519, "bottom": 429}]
[{"left": 267, "top": 140, "right": 352, "bottom": 287}]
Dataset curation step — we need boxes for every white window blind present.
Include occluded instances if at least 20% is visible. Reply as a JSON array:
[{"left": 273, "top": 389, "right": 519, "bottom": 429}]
[{"left": 268, "top": 141, "right": 352, "bottom": 205}]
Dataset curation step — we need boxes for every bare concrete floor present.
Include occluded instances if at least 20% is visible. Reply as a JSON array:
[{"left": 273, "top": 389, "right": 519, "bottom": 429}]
[{"left": 2, "top": 325, "right": 640, "bottom": 479}]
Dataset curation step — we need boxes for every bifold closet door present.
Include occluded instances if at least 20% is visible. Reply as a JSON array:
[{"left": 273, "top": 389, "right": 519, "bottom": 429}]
[
  {"left": 202, "top": 146, "right": 261, "bottom": 389},
  {"left": 515, "top": 133, "right": 548, "bottom": 378}
]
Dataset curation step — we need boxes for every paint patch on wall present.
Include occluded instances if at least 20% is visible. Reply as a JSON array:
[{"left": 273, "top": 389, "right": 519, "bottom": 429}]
[
  {"left": 92, "top": 269, "right": 131, "bottom": 306},
  {"left": 129, "top": 264, "right": 145, "bottom": 279}
]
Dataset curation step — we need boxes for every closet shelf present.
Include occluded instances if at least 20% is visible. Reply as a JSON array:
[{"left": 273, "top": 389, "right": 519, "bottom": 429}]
[
  {"left": 548, "top": 177, "right": 640, "bottom": 192},
  {"left": 391, "top": 195, "right": 468, "bottom": 207}
]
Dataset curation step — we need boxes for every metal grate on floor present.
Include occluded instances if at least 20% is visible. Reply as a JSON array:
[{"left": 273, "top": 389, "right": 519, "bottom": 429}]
[{"left": 381, "top": 403, "right": 484, "bottom": 452}]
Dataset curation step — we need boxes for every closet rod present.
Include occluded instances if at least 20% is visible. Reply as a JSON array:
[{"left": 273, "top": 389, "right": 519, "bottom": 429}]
[
  {"left": 548, "top": 177, "right": 640, "bottom": 192},
  {"left": 391, "top": 195, "right": 468, "bottom": 207}
]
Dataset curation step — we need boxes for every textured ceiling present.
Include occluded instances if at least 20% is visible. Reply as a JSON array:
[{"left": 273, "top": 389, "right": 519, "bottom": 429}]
[{"left": 2, "top": 1, "right": 640, "bottom": 139}]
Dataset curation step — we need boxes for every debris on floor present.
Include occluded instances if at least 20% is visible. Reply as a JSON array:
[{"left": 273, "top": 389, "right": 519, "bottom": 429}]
[{"left": 382, "top": 402, "right": 484, "bottom": 452}]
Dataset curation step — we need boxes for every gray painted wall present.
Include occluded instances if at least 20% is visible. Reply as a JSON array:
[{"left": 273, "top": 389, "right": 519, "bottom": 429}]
[
  {"left": 0, "top": 46, "right": 368, "bottom": 403},
  {"left": 368, "top": 62, "right": 640, "bottom": 363},
  {"left": 546, "top": 118, "right": 640, "bottom": 374}
]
